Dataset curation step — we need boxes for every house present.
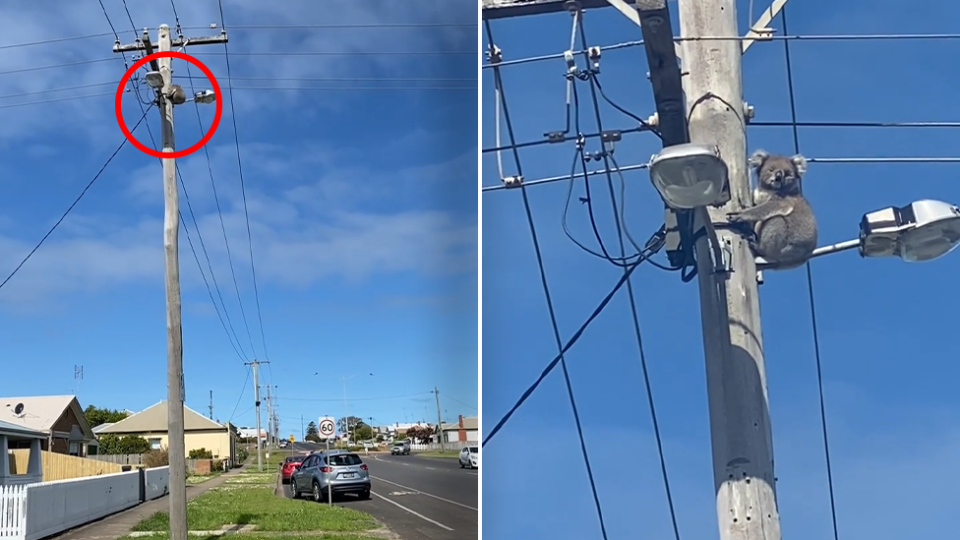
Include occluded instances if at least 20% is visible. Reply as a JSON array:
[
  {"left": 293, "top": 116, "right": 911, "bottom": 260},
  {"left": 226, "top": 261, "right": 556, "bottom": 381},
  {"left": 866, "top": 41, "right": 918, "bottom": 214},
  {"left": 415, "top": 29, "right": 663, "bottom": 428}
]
[
  {"left": 0, "top": 395, "right": 97, "bottom": 456},
  {"left": 96, "top": 401, "right": 239, "bottom": 463},
  {"left": 437, "top": 415, "right": 479, "bottom": 443},
  {"left": 0, "top": 419, "right": 44, "bottom": 486}
]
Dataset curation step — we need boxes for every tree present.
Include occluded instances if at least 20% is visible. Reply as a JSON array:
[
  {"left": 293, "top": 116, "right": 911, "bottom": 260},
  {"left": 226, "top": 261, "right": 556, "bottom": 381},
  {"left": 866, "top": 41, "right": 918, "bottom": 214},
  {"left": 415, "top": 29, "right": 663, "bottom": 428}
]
[
  {"left": 336, "top": 416, "right": 364, "bottom": 435},
  {"left": 305, "top": 421, "right": 320, "bottom": 442},
  {"left": 84, "top": 405, "right": 128, "bottom": 428},
  {"left": 355, "top": 424, "right": 374, "bottom": 441},
  {"left": 98, "top": 434, "right": 151, "bottom": 455},
  {"left": 406, "top": 425, "right": 424, "bottom": 442}
]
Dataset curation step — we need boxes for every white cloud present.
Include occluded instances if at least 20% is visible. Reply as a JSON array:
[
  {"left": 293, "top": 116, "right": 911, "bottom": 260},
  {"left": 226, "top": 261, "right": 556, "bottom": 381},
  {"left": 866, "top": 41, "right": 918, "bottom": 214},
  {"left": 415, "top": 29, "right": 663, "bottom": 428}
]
[
  {"left": 0, "top": 0, "right": 475, "bottom": 143},
  {"left": 0, "top": 139, "right": 476, "bottom": 310}
]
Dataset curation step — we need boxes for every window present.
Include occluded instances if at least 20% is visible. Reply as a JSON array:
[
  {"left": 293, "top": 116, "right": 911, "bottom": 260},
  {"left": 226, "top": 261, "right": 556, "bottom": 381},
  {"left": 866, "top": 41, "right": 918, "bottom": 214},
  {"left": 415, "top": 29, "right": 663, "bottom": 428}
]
[
  {"left": 469, "top": 447, "right": 478, "bottom": 454},
  {"left": 326, "top": 454, "right": 362, "bottom": 466},
  {"left": 68, "top": 442, "right": 80, "bottom": 456},
  {"left": 148, "top": 438, "right": 162, "bottom": 450}
]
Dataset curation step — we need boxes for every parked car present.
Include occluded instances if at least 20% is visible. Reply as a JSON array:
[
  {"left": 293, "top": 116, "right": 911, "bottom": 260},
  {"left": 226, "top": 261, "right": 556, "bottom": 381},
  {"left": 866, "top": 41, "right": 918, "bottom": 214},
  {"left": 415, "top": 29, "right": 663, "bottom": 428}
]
[
  {"left": 280, "top": 454, "right": 307, "bottom": 484},
  {"left": 390, "top": 440, "right": 410, "bottom": 455},
  {"left": 459, "top": 446, "right": 479, "bottom": 469},
  {"left": 279, "top": 440, "right": 289, "bottom": 449},
  {"left": 290, "top": 452, "right": 371, "bottom": 501}
]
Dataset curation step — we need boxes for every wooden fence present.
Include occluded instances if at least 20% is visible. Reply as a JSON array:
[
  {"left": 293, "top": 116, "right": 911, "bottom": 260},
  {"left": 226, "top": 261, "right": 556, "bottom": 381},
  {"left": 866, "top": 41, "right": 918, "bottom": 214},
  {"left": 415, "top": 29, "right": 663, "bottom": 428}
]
[
  {"left": 9, "top": 450, "right": 123, "bottom": 483},
  {"left": 88, "top": 454, "right": 211, "bottom": 473}
]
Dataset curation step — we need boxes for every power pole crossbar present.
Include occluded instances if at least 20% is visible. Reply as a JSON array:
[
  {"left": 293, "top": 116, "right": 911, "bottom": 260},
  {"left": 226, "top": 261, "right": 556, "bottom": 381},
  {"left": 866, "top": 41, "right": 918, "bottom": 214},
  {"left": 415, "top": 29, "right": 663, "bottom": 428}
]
[{"left": 113, "top": 24, "right": 227, "bottom": 540}]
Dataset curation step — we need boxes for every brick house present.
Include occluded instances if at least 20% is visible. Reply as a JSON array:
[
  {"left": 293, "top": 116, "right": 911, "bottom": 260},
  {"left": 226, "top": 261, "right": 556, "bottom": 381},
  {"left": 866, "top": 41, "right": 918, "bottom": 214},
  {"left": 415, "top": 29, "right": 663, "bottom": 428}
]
[{"left": 0, "top": 395, "right": 96, "bottom": 456}]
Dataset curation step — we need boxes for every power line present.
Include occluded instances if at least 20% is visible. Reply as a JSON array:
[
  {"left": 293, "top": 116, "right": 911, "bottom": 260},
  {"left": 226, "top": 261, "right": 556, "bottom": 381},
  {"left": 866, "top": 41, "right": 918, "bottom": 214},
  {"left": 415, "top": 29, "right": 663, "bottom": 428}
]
[
  {"left": 219, "top": 0, "right": 271, "bottom": 371},
  {"left": 441, "top": 394, "right": 478, "bottom": 411},
  {"left": 0, "top": 58, "right": 115, "bottom": 76},
  {"left": 228, "top": 367, "right": 252, "bottom": 422},
  {"left": 0, "top": 105, "right": 152, "bottom": 293},
  {"left": 486, "top": 19, "right": 609, "bottom": 540},
  {"left": 188, "top": 50, "right": 473, "bottom": 56},
  {"left": 781, "top": 9, "right": 840, "bottom": 540},
  {"left": 282, "top": 392, "right": 434, "bottom": 403}
]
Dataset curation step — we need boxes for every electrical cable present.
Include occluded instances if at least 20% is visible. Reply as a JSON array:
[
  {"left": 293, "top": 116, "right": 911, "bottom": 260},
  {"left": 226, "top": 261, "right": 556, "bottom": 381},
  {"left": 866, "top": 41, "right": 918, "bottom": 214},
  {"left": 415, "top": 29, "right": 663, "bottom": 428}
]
[
  {"left": 781, "top": 10, "right": 840, "bottom": 540},
  {"left": 182, "top": 45, "right": 259, "bottom": 364},
  {"left": 0, "top": 106, "right": 152, "bottom": 293},
  {"left": 487, "top": 19, "right": 610, "bottom": 540},
  {"left": 282, "top": 392, "right": 435, "bottom": 403},
  {"left": 219, "top": 0, "right": 273, "bottom": 385},
  {"left": 441, "top": 394, "right": 479, "bottom": 411},
  {"left": 228, "top": 368, "right": 252, "bottom": 422},
  {"left": 0, "top": 58, "right": 115, "bottom": 76},
  {"left": 217, "top": 0, "right": 273, "bottom": 392},
  {"left": 578, "top": 18, "right": 681, "bottom": 540},
  {"left": 188, "top": 50, "right": 473, "bottom": 56}
]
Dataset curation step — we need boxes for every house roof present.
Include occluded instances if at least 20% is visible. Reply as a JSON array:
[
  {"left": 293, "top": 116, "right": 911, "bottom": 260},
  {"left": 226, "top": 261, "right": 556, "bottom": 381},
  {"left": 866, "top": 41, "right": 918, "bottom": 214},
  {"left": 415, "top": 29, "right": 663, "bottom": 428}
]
[
  {"left": 92, "top": 422, "right": 116, "bottom": 434},
  {"left": 0, "top": 395, "right": 94, "bottom": 440},
  {"left": 440, "top": 416, "right": 479, "bottom": 431},
  {"left": 97, "top": 401, "right": 227, "bottom": 434},
  {"left": 0, "top": 419, "right": 46, "bottom": 439}
]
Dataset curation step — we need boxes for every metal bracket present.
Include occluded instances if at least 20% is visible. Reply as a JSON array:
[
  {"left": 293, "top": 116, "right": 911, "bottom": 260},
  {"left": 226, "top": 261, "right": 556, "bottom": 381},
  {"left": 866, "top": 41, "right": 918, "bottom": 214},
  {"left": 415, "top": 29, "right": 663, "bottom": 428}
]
[
  {"left": 503, "top": 175, "right": 524, "bottom": 188},
  {"left": 713, "top": 235, "right": 735, "bottom": 275},
  {"left": 487, "top": 44, "right": 502, "bottom": 64},
  {"left": 544, "top": 131, "right": 566, "bottom": 143}
]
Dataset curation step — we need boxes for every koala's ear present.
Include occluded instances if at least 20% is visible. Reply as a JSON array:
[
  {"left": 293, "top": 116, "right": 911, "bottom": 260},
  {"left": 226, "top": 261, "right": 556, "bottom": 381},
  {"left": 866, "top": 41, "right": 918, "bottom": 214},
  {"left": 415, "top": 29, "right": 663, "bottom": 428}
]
[
  {"left": 791, "top": 154, "right": 808, "bottom": 176},
  {"left": 747, "top": 149, "right": 768, "bottom": 170}
]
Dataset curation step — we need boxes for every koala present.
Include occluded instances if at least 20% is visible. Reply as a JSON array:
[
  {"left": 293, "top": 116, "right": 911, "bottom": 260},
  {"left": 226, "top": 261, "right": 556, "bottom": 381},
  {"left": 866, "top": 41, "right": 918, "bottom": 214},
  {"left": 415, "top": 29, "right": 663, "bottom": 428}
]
[
  {"left": 168, "top": 84, "right": 187, "bottom": 105},
  {"left": 726, "top": 149, "right": 818, "bottom": 270}
]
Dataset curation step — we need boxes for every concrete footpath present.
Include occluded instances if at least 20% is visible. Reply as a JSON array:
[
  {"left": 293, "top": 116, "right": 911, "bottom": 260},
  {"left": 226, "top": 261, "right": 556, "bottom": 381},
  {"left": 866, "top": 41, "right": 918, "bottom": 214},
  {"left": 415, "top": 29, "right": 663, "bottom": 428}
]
[{"left": 50, "top": 465, "right": 249, "bottom": 540}]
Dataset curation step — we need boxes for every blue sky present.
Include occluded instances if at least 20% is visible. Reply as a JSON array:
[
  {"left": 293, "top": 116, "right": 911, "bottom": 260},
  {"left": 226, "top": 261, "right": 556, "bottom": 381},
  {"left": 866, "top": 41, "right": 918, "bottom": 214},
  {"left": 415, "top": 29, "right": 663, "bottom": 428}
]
[
  {"left": 482, "top": 0, "right": 960, "bottom": 539},
  {"left": 0, "top": 0, "right": 477, "bottom": 435}
]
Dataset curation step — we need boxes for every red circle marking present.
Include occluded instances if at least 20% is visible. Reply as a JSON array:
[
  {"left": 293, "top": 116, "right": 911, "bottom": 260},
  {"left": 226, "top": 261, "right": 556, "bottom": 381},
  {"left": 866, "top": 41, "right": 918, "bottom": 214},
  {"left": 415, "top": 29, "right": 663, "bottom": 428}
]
[{"left": 115, "top": 51, "right": 222, "bottom": 158}]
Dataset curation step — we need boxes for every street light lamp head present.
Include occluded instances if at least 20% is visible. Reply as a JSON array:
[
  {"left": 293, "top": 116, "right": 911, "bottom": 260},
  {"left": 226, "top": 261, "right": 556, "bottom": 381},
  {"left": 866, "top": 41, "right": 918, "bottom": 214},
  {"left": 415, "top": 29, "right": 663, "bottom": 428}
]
[
  {"left": 194, "top": 90, "right": 216, "bottom": 104},
  {"left": 859, "top": 199, "right": 960, "bottom": 262},
  {"left": 144, "top": 71, "right": 164, "bottom": 88},
  {"left": 648, "top": 143, "right": 729, "bottom": 209}
]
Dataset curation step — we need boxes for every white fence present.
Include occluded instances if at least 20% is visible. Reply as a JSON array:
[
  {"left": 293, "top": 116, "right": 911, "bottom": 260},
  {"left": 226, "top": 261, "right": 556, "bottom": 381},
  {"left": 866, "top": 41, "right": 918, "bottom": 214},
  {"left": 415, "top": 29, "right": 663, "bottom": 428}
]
[
  {"left": 0, "top": 466, "right": 170, "bottom": 540},
  {"left": 410, "top": 441, "right": 474, "bottom": 452}
]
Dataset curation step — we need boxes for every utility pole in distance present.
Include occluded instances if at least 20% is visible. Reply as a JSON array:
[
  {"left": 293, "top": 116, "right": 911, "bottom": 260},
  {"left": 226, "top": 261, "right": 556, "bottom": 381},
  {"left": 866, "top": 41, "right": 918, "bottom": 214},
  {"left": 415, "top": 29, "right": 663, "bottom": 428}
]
[
  {"left": 209, "top": 390, "right": 214, "bottom": 420},
  {"left": 114, "top": 23, "right": 227, "bottom": 540},
  {"left": 433, "top": 387, "right": 445, "bottom": 453},
  {"left": 245, "top": 359, "right": 269, "bottom": 471},
  {"left": 674, "top": 1, "right": 781, "bottom": 538},
  {"left": 265, "top": 385, "right": 273, "bottom": 448}
]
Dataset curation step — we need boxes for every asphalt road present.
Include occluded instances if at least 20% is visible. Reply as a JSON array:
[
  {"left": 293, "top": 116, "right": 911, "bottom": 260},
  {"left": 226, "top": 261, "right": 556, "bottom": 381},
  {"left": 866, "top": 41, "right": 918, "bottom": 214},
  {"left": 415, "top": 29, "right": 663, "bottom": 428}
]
[{"left": 278, "top": 449, "right": 478, "bottom": 540}]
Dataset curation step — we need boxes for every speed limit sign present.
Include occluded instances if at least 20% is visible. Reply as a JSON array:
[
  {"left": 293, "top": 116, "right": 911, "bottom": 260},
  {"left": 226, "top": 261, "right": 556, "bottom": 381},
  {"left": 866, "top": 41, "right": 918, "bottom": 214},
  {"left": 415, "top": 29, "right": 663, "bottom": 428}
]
[{"left": 318, "top": 417, "right": 336, "bottom": 438}]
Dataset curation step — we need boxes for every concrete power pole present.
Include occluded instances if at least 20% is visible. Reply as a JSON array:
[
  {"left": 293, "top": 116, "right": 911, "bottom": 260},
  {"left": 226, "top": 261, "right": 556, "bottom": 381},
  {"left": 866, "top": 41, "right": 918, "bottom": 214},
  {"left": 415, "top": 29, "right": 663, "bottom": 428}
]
[
  {"left": 114, "top": 24, "right": 227, "bottom": 540},
  {"left": 433, "top": 387, "right": 445, "bottom": 452},
  {"left": 209, "top": 390, "right": 214, "bottom": 420},
  {"left": 675, "top": 1, "right": 781, "bottom": 538},
  {"left": 265, "top": 385, "right": 273, "bottom": 448},
  {"left": 245, "top": 359, "right": 269, "bottom": 471}
]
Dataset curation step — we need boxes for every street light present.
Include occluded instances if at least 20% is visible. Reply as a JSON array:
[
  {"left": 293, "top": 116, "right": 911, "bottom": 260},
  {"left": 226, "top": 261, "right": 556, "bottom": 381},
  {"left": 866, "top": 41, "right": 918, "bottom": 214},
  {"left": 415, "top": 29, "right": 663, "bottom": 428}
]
[
  {"left": 144, "top": 71, "right": 163, "bottom": 88},
  {"left": 756, "top": 199, "right": 960, "bottom": 268},
  {"left": 648, "top": 142, "right": 730, "bottom": 209},
  {"left": 342, "top": 373, "right": 374, "bottom": 445},
  {"left": 193, "top": 90, "right": 216, "bottom": 104}
]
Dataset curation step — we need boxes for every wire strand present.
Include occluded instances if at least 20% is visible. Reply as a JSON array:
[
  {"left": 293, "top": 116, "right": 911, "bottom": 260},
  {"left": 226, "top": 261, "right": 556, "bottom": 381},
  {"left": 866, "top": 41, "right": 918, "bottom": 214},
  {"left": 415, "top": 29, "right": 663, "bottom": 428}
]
[
  {"left": 486, "top": 19, "right": 610, "bottom": 540},
  {"left": 781, "top": 9, "right": 840, "bottom": 540},
  {"left": 0, "top": 106, "right": 151, "bottom": 292}
]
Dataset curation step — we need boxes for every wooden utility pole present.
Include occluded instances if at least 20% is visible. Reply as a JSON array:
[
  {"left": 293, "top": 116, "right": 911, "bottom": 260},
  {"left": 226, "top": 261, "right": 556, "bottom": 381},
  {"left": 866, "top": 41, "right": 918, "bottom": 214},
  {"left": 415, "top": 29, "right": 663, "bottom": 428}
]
[
  {"left": 266, "top": 384, "right": 273, "bottom": 448},
  {"left": 674, "top": 1, "right": 780, "bottom": 538},
  {"left": 114, "top": 24, "right": 228, "bottom": 540},
  {"left": 245, "top": 359, "right": 269, "bottom": 471},
  {"left": 433, "top": 387, "right": 445, "bottom": 452}
]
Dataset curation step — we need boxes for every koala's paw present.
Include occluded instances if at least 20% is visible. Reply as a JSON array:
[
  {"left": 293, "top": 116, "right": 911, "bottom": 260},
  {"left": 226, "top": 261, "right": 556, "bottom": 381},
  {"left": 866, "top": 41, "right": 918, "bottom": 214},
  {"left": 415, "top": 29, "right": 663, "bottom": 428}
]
[{"left": 726, "top": 212, "right": 744, "bottom": 223}]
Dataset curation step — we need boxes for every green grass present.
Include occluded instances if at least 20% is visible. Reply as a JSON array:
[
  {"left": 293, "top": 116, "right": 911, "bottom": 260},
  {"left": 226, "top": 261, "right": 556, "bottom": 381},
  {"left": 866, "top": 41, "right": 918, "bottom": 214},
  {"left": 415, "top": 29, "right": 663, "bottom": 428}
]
[
  {"left": 131, "top": 486, "right": 376, "bottom": 533},
  {"left": 186, "top": 472, "right": 222, "bottom": 485},
  {"left": 415, "top": 451, "right": 459, "bottom": 458}
]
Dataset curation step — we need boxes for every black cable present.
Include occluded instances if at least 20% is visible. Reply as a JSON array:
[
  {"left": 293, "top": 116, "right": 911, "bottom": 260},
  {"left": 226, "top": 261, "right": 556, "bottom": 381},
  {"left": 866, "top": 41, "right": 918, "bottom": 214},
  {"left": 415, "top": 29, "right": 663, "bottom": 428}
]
[
  {"left": 181, "top": 53, "right": 255, "bottom": 363},
  {"left": 485, "top": 19, "right": 610, "bottom": 540},
  {"left": 588, "top": 71, "right": 662, "bottom": 140},
  {"left": 228, "top": 367, "right": 252, "bottom": 422},
  {"left": 219, "top": 0, "right": 271, "bottom": 365},
  {"left": 578, "top": 18, "right": 682, "bottom": 540},
  {"left": 0, "top": 106, "right": 151, "bottom": 292},
  {"left": 119, "top": 0, "right": 137, "bottom": 31},
  {"left": 782, "top": 10, "right": 840, "bottom": 540}
]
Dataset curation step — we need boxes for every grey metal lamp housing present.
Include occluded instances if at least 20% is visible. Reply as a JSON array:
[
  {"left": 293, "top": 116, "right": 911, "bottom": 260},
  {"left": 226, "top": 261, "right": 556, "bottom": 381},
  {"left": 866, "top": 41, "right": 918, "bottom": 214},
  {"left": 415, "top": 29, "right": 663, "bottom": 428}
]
[
  {"left": 648, "top": 143, "right": 729, "bottom": 209},
  {"left": 859, "top": 199, "right": 960, "bottom": 262},
  {"left": 194, "top": 90, "right": 216, "bottom": 104},
  {"left": 144, "top": 71, "right": 164, "bottom": 88}
]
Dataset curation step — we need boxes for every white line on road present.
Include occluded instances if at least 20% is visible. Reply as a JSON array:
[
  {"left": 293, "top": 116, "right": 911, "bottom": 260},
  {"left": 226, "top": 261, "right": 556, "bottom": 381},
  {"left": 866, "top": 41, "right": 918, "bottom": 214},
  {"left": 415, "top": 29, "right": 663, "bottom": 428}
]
[
  {"left": 371, "top": 476, "right": 478, "bottom": 511},
  {"left": 371, "top": 491, "right": 454, "bottom": 531},
  {"left": 425, "top": 467, "right": 436, "bottom": 470}
]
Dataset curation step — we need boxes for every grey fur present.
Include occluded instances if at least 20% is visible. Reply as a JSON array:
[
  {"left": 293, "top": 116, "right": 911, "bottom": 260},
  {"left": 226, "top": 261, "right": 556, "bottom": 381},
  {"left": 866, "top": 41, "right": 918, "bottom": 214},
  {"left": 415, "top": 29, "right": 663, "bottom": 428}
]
[{"left": 728, "top": 150, "right": 818, "bottom": 270}]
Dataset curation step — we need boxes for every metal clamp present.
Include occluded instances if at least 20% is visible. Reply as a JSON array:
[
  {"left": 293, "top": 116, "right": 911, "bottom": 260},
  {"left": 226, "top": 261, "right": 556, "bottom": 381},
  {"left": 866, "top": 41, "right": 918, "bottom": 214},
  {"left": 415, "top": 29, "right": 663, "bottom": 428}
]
[
  {"left": 487, "top": 44, "right": 502, "bottom": 65},
  {"left": 502, "top": 175, "right": 524, "bottom": 188}
]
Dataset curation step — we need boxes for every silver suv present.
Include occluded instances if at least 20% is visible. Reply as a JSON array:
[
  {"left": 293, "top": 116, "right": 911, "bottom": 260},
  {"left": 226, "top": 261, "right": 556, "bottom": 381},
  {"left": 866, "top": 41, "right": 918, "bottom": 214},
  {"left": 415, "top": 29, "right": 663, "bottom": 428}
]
[
  {"left": 289, "top": 451, "right": 371, "bottom": 501},
  {"left": 390, "top": 440, "right": 410, "bottom": 455}
]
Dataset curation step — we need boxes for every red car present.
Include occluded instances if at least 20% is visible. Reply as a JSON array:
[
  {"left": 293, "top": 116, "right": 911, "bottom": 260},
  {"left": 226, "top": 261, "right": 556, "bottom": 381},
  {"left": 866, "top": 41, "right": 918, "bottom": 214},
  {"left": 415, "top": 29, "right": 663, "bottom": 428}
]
[{"left": 281, "top": 455, "right": 307, "bottom": 484}]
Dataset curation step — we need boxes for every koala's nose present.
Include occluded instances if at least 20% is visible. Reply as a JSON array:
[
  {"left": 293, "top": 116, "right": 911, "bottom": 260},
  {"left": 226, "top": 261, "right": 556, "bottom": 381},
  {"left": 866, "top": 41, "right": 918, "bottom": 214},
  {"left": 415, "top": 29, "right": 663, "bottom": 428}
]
[{"left": 775, "top": 170, "right": 784, "bottom": 181}]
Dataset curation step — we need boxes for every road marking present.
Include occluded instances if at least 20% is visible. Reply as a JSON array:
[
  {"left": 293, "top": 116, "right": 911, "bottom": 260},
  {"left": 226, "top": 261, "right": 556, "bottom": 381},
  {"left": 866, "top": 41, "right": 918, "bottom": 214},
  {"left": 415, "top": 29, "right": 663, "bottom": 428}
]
[
  {"left": 371, "top": 491, "right": 454, "bottom": 531},
  {"left": 371, "top": 476, "right": 478, "bottom": 511},
  {"left": 425, "top": 467, "right": 436, "bottom": 470}
]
